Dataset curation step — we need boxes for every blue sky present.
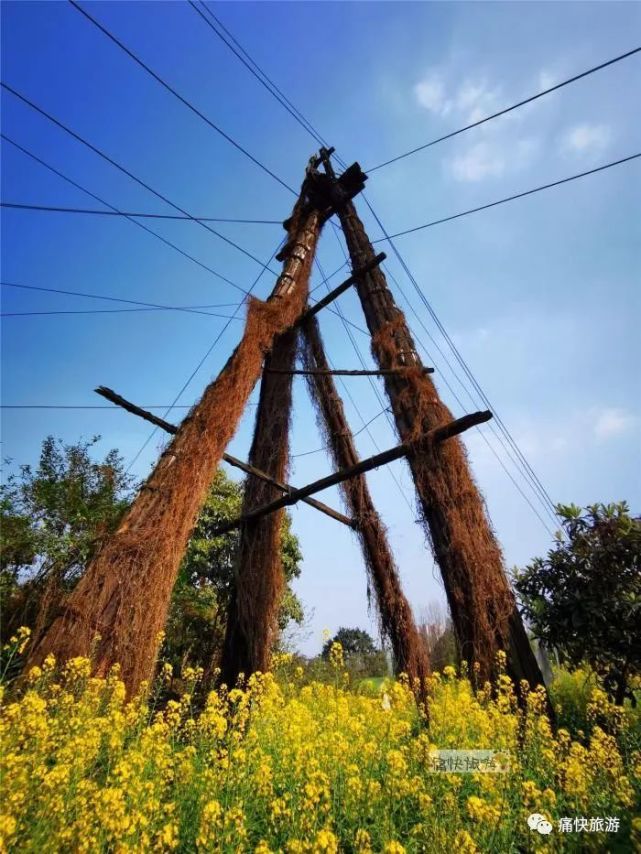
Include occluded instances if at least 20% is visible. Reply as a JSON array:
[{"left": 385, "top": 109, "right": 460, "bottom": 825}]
[{"left": 2, "top": 1, "right": 640, "bottom": 654}]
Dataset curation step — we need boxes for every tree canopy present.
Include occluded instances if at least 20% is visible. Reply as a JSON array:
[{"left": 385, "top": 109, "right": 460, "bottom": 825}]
[
  {"left": 514, "top": 502, "right": 641, "bottom": 704},
  {"left": 1, "top": 436, "right": 134, "bottom": 638}
]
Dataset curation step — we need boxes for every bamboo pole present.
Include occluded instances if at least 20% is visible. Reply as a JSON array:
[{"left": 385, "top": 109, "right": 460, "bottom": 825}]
[{"left": 301, "top": 314, "right": 431, "bottom": 691}]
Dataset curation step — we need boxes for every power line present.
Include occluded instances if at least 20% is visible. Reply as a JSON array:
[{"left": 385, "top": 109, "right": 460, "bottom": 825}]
[
  {"left": 370, "top": 153, "right": 641, "bottom": 243},
  {"left": 143, "top": 2, "right": 559, "bottom": 534},
  {"left": 1, "top": 134, "right": 248, "bottom": 295},
  {"left": 382, "top": 260, "right": 558, "bottom": 533},
  {"left": 1, "top": 86, "right": 279, "bottom": 278},
  {"left": 125, "top": 239, "right": 284, "bottom": 473},
  {"left": 367, "top": 46, "right": 641, "bottom": 172},
  {"left": 369, "top": 197, "right": 560, "bottom": 522},
  {"left": 363, "top": 196, "right": 559, "bottom": 530},
  {"left": 1, "top": 404, "right": 259, "bottom": 410},
  {"left": 68, "top": 0, "right": 297, "bottom": 196},
  {"left": 1, "top": 201, "right": 281, "bottom": 224},
  {"left": 2, "top": 306, "right": 241, "bottom": 319},
  {"left": 1, "top": 281, "right": 242, "bottom": 319},
  {"left": 190, "top": 1, "right": 329, "bottom": 149},
  {"left": 292, "top": 405, "right": 391, "bottom": 458}
]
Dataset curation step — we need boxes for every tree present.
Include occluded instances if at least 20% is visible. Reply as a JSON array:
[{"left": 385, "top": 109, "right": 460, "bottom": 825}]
[
  {"left": 321, "top": 627, "right": 388, "bottom": 679},
  {"left": 1, "top": 436, "right": 133, "bottom": 641},
  {"left": 162, "top": 469, "right": 304, "bottom": 675},
  {"left": 514, "top": 502, "right": 641, "bottom": 704},
  {"left": 322, "top": 627, "right": 377, "bottom": 659},
  {"left": 1, "top": 440, "right": 304, "bottom": 679}
]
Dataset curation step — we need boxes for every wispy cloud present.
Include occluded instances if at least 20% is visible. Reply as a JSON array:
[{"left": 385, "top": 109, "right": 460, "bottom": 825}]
[
  {"left": 414, "top": 68, "right": 542, "bottom": 183},
  {"left": 449, "top": 142, "right": 504, "bottom": 182},
  {"left": 414, "top": 75, "right": 451, "bottom": 115},
  {"left": 593, "top": 407, "right": 637, "bottom": 441},
  {"left": 447, "top": 136, "right": 539, "bottom": 183},
  {"left": 560, "top": 123, "right": 611, "bottom": 160}
]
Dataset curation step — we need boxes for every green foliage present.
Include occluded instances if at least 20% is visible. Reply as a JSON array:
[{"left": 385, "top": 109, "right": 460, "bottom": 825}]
[
  {"left": 162, "top": 469, "right": 304, "bottom": 673},
  {"left": 320, "top": 627, "right": 388, "bottom": 680},
  {"left": 0, "top": 436, "right": 134, "bottom": 639},
  {"left": 0, "top": 439, "right": 304, "bottom": 677},
  {"left": 322, "top": 627, "right": 377, "bottom": 659},
  {"left": 514, "top": 502, "right": 641, "bottom": 704}
]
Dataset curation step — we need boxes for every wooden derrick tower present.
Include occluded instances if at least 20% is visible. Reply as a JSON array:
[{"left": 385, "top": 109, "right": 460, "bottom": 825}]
[{"left": 29, "top": 151, "right": 547, "bottom": 706}]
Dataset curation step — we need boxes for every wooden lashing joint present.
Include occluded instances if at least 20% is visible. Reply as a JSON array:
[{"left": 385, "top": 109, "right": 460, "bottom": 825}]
[{"left": 280, "top": 149, "right": 368, "bottom": 238}]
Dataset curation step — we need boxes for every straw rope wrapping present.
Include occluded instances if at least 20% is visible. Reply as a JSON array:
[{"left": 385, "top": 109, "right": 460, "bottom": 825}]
[
  {"left": 337, "top": 197, "right": 517, "bottom": 685},
  {"left": 370, "top": 312, "right": 514, "bottom": 682},
  {"left": 28, "top": 191, "right": 322, "bottom": 697},
  {"left": 301, "top": 316, "right": 431, "bottom": 699}
]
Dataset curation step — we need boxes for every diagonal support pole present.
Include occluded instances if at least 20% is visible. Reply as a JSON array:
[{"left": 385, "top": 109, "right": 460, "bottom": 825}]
[
  {"left": 28, "top": 179, "right": 324, "bottom": 696},
  {"left": 300, "top": 314, "right": 431, "bottom": 691},
  {"left": 219, "top": 325, "right": 300, "bottom": 686},
  {"left": 208, "top": 410, "right": 492, "bottom": 538},
  {"left": 318, "top": 148, "right": 549, "bottom": 703},
  {"left": 94, "top": 386, "right": 355, "bottom": 529}
]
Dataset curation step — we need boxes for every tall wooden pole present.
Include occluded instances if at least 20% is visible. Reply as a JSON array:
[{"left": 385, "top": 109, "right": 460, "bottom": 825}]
[
  {"left": 301, "top": 315, "right": 430, "bottom": 690},
  {"left": 28, "top": 181, "right": 322, "bottom": 696},
  {"left": 219, "top": 322, "right": 300, "bottom": 687},
  {"left": 321, "top": 152, "right": 546, "bottom": 691}
]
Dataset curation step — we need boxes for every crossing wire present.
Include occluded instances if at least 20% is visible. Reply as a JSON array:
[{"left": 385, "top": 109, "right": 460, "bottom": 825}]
[
  {"left": 0, "top": 280, "right": 243, "bottom": 317},
  {"left": 190, "top": 0, "right": 329, "bottom": 149},
  {"left": 1, "top": 133, "right": 248, "bottom": 296},
  {"left": 191, "top": 6, "right": 562, "bottom": 532},
  {"left": 1, "top": 85, "right": 280, "bottom": 279},
  {"left": 367, "top": 46, "right": 641, "bottom": 172},
  {"left": 328, "top": 216, "right": 558, "bottom": 534},
  {"left": 2, "top": 305, "right": 240, "bottom": 320},
  {"left": 369, "top": 154, "right": 641, "bottom": 243},
  {"left": 1, "top": 404, "right": 261, "bottom": 410},
  {"left": 362, "top": 195, "right": 560, "bottom": 528},
  {"left": 125, "top": 239, "right": 284, "bottom": 473},
  {"left": 381, "top": 261, "right": 558, "bottom": 534},
  {"left": 1, "top": 201, "right": 282, "bottom": 224},
  {"left": 68, "top": 0, "right": 297, "bottom": 196}
]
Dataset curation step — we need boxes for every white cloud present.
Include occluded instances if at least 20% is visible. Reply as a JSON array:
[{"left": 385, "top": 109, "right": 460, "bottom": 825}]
[
  {"left": 415, "top": 70, "right": 541, "bottom": 183},
  {"left": 560, "top": 123, "right": 611, "bottom": 159},
  {"left": 456, "top": 79, "right": 500, "bottom": 124},
  {"left": 448, "top": 141, "right": 505, "bottom": 182},
  {"left": 593, "top": 408, "right": 637, "bottom": 441},
  {"left": 414, "top": 75, "right": 451, "bottom": 115}
]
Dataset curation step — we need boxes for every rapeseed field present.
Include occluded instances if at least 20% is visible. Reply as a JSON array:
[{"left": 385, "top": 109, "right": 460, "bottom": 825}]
[{"left": 1, "top": 634, "right": 639, "bottom": 852}]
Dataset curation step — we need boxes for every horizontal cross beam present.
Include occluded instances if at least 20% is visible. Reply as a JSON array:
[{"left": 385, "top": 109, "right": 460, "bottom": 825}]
[
  {"left": 208, "top": 410, "right": 493, "bottom": 537},
  {"left": 94, "top": 386, "right": 355, "bottom": 529},
  {"left": 296, "top": 252, "right": 386, "bottom": 326},
  {"left": 265, "top": 367, "right": 434, "bottom": 377}
]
